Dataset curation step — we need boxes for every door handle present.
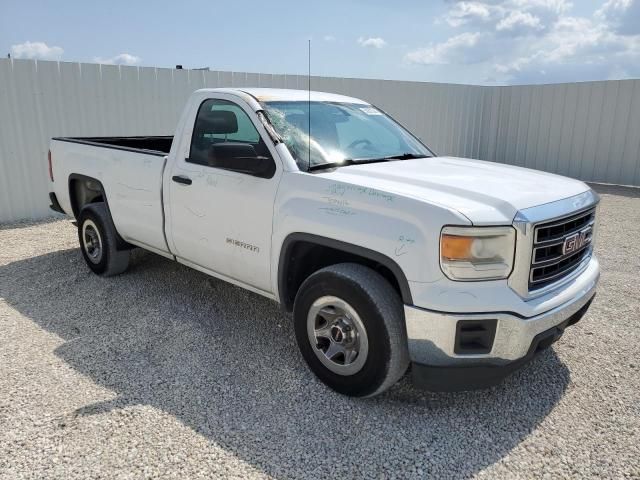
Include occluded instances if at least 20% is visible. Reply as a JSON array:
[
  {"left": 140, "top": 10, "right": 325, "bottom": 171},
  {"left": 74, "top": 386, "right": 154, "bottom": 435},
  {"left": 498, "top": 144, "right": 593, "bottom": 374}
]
[{"left": 172, "top": 175, "right": 192, "bottom": 185}]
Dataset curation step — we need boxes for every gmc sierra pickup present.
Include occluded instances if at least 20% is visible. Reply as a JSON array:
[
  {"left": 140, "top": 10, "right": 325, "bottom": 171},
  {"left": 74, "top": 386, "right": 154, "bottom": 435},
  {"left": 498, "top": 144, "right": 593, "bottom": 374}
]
[{"left": 48, "top": 88, "right": 599, "bottom": 397}]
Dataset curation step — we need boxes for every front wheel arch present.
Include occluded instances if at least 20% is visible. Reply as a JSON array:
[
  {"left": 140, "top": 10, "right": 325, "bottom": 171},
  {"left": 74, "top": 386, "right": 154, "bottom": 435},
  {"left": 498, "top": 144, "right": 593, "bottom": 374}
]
[{"left": 277, "top": 233, "right": 413, "bottom": 312}]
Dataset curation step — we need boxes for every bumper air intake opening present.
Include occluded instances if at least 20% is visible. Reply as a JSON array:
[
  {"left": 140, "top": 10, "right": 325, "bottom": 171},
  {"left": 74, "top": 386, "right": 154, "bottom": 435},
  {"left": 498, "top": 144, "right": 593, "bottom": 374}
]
[{"left": 454, "top": 319, "right": 498, "bottom": 354}]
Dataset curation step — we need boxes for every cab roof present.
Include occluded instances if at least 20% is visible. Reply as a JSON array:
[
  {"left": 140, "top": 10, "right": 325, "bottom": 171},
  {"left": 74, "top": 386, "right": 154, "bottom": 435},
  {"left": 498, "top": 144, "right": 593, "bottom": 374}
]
[{"left": 195, "top": 87, "right": 369, "bottom": 105}]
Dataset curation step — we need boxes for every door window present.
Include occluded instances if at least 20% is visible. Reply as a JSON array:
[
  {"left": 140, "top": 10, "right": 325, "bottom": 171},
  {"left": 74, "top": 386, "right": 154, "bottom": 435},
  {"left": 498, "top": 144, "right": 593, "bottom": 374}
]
[{"left": 188, "top": 99, "right": 275, "bottom": 177}]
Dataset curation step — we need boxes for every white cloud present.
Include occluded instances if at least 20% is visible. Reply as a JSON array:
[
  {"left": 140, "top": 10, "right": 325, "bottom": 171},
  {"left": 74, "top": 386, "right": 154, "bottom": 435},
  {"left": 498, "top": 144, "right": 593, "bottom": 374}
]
[
  {"left": 444, "top": 2, "right": 492, "bottom": 27},
  {"left": 496, "top": 10, "right": 543, "bottom": 31},
  {"left": 494, "top": 14, "right": 640, "bottom": 81},
  {"left": 93, "top": 53, "right": 141, "bottom": 66},
  {"left": 510, "top": 0, "right": 571, "bottom": 14},
  {"left": 596, "top": 0, "right": 640, "bottom": 35},
  {"left": 414, "top": 0, "right": 640, "bottom": 83},
  {"left": 357, "top": 37, "right": 387, "bottom": 48},
  {"left": 323, "top": 35, "right": 336, "bottom": 42},
  {"left": 405, "top": 32, "right": 483, "bottom": 64},
  {"left": 442, "top": 0, "right": 570, "bottom": 34},
  {"left": 10, "top": 41, "right": 63, "bottom": 60},
  {"left": 597, "top": 0, "right": 634, "bottom": 13}
]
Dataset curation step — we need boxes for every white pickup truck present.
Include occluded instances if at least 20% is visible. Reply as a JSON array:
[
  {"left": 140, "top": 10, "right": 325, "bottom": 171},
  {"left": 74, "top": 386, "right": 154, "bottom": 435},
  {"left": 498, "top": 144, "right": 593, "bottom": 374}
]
[{"left": 48, "top": 88, "right": 600, "bottom": 396}]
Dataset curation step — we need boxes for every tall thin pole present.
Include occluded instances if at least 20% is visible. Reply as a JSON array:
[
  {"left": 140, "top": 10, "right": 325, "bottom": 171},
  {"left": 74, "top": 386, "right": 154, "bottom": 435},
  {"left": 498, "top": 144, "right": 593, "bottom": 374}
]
[{"left": 308, "top": 39, "right": 311, "bottom": 169}]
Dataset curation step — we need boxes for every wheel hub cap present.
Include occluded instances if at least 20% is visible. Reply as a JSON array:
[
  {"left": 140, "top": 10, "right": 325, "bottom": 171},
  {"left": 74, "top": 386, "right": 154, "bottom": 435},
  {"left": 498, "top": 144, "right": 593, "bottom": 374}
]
[
  {"left": 82, "top": 220, "right": 103, "bottom": 264},
  {"left": 307, "top": 296, "right": 369, "bottom": 376}
]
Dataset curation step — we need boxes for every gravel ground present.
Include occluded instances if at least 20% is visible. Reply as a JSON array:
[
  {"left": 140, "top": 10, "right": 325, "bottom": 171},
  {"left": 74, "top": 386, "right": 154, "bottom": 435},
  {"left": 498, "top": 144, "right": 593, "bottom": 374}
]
[{"left": 0, "top": 184, "right": 638, "bottom": 479}]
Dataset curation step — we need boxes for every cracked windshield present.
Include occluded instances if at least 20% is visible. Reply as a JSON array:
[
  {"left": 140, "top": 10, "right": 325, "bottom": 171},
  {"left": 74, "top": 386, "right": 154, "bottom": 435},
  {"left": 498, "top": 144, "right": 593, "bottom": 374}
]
[{"left": 262, "top": 101, "right": 433, "bottom": 170}]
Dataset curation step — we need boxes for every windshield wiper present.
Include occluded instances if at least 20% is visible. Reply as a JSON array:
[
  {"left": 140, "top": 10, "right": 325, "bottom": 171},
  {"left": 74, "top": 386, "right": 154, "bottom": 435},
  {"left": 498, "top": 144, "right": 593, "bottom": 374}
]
[
  {"left": 359, "top": 153, "right": 431, "bottom": 162},
  {"left": 308, "top": 153, "right": 431, "bottom": 172},
  {"left": 308, "top": 158, "right": 359, "bottom": 172}
]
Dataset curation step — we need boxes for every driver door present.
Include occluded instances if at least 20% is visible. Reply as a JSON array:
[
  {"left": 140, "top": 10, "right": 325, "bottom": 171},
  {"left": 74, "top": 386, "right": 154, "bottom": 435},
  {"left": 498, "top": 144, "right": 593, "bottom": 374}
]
[{"left": 166, "top": 95, "right": 281, "bottom": 294}]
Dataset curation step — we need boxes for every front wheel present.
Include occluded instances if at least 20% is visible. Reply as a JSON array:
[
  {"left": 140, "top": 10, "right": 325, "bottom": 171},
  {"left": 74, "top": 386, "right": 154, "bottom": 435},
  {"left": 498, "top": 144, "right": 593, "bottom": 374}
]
[{"left": 293, "top": 263, "right": 409, "bottom": 397}]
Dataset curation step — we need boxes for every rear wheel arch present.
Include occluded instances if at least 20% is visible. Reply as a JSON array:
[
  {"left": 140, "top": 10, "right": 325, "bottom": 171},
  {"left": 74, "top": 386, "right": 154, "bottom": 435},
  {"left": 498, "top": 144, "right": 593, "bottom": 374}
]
[
  {"left": 68, "top": 174, "right": 130, "bottom": 250},
  {"left": 277, "top": 233, "right": 413, "bottom": 312},
  {"left": 68, "top": 174, "right": 107, "bottom": 219}
]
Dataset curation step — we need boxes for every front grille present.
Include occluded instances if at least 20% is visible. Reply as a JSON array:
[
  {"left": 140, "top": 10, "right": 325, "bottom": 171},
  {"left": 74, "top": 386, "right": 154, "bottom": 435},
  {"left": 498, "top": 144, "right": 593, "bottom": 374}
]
[{"left": 529, "top": 208, "right": 595, "bottom": 291}]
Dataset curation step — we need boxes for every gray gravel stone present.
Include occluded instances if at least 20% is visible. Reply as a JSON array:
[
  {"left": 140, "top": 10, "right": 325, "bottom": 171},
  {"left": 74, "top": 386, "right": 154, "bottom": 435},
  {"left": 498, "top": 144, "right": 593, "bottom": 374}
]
[{"left": 0, "top": 184, "right": 638, "bottom": 479}]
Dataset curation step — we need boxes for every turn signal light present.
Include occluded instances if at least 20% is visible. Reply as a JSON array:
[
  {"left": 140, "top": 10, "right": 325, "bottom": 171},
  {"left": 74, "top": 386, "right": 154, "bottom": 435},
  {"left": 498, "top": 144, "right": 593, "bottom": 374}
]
[{"left": 441, "top": 235, "right": 473, "bottom": 260}]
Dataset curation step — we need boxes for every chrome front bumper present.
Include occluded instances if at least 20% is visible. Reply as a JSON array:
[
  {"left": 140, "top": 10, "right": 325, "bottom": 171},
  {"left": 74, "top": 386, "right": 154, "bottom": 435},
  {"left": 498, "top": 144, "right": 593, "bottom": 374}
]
[{"left": 404, "top": 266, "right": 599, "bottom": 368}]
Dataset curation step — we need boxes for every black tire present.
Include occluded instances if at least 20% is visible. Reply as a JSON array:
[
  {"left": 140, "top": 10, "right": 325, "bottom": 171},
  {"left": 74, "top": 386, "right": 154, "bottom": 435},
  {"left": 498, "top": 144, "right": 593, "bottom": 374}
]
[
  {"left": 77, "top": 203, "right": 130, "bottom": 276},
  {"left": 293, "top": 263, "right": 409, "bottom": 397}
]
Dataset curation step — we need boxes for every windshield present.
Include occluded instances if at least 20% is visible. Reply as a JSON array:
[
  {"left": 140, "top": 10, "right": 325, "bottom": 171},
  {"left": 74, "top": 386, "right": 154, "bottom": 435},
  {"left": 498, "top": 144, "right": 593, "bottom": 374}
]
[{"left": 261, "top": 101, "right": 434, "bottom": 170}]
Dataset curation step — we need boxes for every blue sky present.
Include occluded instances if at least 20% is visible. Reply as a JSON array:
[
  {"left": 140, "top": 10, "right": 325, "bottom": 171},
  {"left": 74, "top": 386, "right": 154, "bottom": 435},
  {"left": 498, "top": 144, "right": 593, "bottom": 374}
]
[{"left": 2, "top": 0, "right": 639, "bottom": 85}]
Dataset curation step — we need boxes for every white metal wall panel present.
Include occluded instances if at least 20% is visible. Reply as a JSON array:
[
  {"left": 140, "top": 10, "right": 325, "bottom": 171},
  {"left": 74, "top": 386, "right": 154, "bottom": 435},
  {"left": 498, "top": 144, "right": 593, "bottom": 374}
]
[
  {"left": 0, "top": 58, "right": 639, "bottom": 222},
  {"left": 621, "top": 81, "right": 640, "bottom": 185}
]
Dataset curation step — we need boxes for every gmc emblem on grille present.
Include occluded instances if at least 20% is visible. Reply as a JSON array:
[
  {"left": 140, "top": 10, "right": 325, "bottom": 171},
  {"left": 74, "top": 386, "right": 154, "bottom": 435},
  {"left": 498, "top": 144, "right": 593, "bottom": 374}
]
[{"left": 562, "top": 227, "right": 592, "bottom": 255}]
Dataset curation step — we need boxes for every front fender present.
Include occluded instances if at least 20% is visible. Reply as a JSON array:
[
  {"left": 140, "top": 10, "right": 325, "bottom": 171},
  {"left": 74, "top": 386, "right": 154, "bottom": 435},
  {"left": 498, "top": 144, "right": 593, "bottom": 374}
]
[{"left": 271, "top": 172, "right": 469, "bottom": 303}]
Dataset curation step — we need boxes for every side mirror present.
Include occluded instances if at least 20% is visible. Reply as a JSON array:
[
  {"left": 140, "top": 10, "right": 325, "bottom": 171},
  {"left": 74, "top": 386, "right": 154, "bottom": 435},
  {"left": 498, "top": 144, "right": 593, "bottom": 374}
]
[{"left": 208, "top": 143, "right": 275, "bottom": 178}]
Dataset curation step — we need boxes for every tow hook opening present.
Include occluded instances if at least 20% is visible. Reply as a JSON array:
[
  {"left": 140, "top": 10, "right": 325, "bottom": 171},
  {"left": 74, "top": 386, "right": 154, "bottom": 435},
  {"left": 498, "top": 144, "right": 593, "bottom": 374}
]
[{"left": 454, "top": 319, "right": 498, "bottom": 354}]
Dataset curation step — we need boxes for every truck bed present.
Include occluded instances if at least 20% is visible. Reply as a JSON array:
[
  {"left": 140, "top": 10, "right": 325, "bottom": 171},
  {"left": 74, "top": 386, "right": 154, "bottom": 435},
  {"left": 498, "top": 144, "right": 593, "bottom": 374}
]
[
  {"left": 52, "top": 136, "right": 173, "bottom": 156},
  {"left": 50, "top": 135, "right": 173, "bottom": 257}
]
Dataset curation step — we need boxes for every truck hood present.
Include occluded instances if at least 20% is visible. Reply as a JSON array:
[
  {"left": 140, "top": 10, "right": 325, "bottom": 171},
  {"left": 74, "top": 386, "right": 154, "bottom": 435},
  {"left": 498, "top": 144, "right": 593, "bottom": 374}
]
[{"left": 318, "top": 156, "right": 590, "bottom": 224}]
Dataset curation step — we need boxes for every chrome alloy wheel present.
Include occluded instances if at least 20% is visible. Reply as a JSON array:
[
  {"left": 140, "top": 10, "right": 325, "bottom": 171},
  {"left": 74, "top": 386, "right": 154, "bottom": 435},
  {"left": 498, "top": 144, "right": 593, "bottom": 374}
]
[
  {"left": 82, "top": 219, "right": 103, "bottom": 264},
  {"left": 307, "top": 296, "right": 369, "bottom": 375}
]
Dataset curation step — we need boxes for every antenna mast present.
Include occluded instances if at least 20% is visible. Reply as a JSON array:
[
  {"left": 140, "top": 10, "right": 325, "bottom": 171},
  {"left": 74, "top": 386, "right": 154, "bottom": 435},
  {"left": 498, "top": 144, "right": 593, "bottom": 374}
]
[{"left": 308, "top": 39, "right": 311, "bottom": 168}]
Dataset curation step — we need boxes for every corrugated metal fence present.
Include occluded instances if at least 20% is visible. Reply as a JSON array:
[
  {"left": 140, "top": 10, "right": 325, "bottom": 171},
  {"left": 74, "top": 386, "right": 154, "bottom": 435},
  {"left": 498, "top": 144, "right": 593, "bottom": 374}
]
[{"left": 1, "top": 58, "right": 638, "bottom": 222}]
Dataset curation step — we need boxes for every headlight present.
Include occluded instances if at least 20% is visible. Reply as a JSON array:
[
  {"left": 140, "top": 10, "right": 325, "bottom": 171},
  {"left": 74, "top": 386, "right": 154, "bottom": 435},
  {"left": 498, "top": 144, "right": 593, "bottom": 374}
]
[{"left": 440, "top": 226, "right": 516, "bottom": 281}]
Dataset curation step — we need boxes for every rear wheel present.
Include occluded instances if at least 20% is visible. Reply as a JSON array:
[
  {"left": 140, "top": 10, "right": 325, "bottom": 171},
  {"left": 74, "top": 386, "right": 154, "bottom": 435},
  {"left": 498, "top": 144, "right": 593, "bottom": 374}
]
[
  {"left": 293, "top": 263, "right": 409, "bottom": 397},
  {"left": 77, "top": 203, "right": 130, "bottom": 276}
]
